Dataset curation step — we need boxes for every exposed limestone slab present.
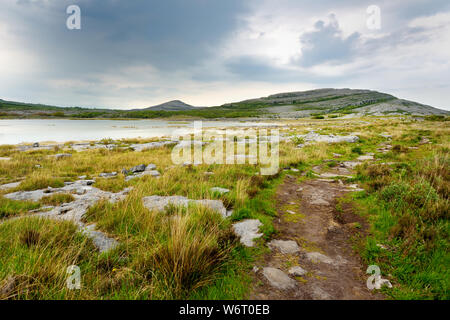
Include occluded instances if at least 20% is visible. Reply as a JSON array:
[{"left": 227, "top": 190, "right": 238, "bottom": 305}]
[
  {"left": 319, "top": 172, "right": 353, "bottom": 179},
  {"left": 357, "top": 155, "right": 374, "bottom": 161},
  {"left": 305, "top": 252, "right": 334, "bottom": 264},
  {"left": 294, "top": 131, "right": 359, "bottom": 144},
  {"left": 143, "top": 195, "right": 229, "bottom": 218},
  {"left": 340, "top": 161, "right": 360, "bottom": 169},
  {"left": 210, "top": 187, "right": 230, "bottom": 195},
  {"left": 262, "top": 267, "right": 296, "bottom": 290},
  {"left": 0, "top": 181, "right": 21, "bottom": 191},
  {"left": 288, "top": 266, "right": 307, "bottom": 277},
  {"left": 81, "top": 224, "right": 118, "bottom": 253},
  {"left": 3, "top": 181, "right": 131, "bottom": 253},
  {"left": 99, "top": 172, "right": 118, "bottom": 178},
  {"left": 311, "top": 286, "right": 332, "bottom": 300},
  {"left": 130, "top": 140, "right": 177, "bottom": 152},
  {"left": 268, "top": 239, "right": 300, "bottom": 254},
  {"left": 232, "top": 219, "right": 263, "bottom": 247}
]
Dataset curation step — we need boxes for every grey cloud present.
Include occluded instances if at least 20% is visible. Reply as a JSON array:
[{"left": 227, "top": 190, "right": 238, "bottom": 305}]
[{"left": 298, "top": 14, "right": 361, "bottom": 67}]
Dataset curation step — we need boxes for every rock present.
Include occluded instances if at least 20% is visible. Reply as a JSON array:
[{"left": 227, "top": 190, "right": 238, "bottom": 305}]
[
  {"left": 379, "top": 134, "right": 392, "bottom": 139},
  {"left": 340, "top": 161, "right": 360, "bottom": 169},
  {"left": 291, "top": 168, "right": 300, "bottom": 172},
  {"left": 0, "top": 181, "right": 21, "bottom": 191},
  {"left": 78, "top": 175, "right": 87, "bottom": 179},
  {"left": 143, "top": 170, "right": 160, "bottom": 177},
  {"left": 121, "top": 168, "right": 129, "bottom": 175},
  {"left": 129, "top": 140, "right": 177, "bottom": 152},
  {"left": 99, "top": 172, "right": 118, "bottom": 178},
  {"left": 210, "top": 187, "right": 230, "bottom": 195},
  {"left": 262, "top": 267, "right": 297, "bottom": 290},
  {"left": 305, "top": 252, "right": 334, "bottom": 264},
  {"left": 232, "top": 219, "right": 263, "bottom": 247},
  {"left": 80, "top": 180, "right": 95, "bottom": 186},
  {"left": 32, "top": 142, "right": 40, "bottom": 148},
  {"left": 253, "top": 266, "right": 259, "bottom": 273},
  {"left": 294, "top": 131, "right": 359, "bottom": 144},
  {"left": 130, "top": 164, "right": 146, "bottom": 173},
  {"left": 204, "top": 172, "right": 214, "bottom": 176},
  {"left": 4, "top": 181, "right": 131, "bottom": 253},
  {"left": 51, "top": 153, "right": 72, "bottom": 160},
  {"left": 311, "top": 286, "right": 332, "bottom": 300},
  {"left": 35, "top": 164, "right": 41, "bottom": 168},
  {"left": 143, "top": 195, "right": 229, "bottom": 218},
  {"left": 0, "top": 157, "right": 11, "bottom": 161},
  {"left": 268, "top": 239, "right": 300, "bottom": 254},
  {"left": 145, "top": 164, "right": 157, "bottom": 171},
  {"left": 286, "top": 210, "right": 296, "bottom": 215},
  {"left": 288, "top": 266, "right": 307, "bottom": 277},
  {"left": 82, "top": 224, "right": 118, "bottom": 253},
  {"left": 357, "top": 155, "right": 374, "bottom": 161},
  {"left": 310, "top": 197, "right": 329, "bottom": 206},
  {"left": 319, "top": 172, "right": 353, "bottom": 179},
  {"left": 333, "top": 153, "right": 343, "bottom": 158}
]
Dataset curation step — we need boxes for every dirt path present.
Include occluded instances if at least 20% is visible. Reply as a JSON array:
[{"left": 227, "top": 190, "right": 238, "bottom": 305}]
[{"left": 250, "top": 162, "right": 384, "bottom": 300}]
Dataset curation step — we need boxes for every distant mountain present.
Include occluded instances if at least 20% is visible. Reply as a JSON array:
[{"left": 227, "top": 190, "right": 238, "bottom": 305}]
[
  {"left": 224, "top": 88, "right": 449, "bottom": 117},
  {"left": 143, "top": 100, "right": 196, "bottom": 111},
  {"left": 1, "top": 89, "right": 448, "bottom": 119}
]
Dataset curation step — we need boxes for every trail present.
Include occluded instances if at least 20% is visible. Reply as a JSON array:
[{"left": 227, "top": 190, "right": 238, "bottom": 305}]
[{"left": 250, "top": 159, "right": 384, "bottom": 300}]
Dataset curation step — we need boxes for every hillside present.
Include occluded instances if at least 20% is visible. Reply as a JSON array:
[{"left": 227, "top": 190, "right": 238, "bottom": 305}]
[
  {"left": 143, "top": 100, "right": 197, "bottom": 111},
  {"left": 226, "top": 88, "right": 449, "bottom": 118},
  {"left": 1, "top": 88, "right": 448, "bottom": 119}
]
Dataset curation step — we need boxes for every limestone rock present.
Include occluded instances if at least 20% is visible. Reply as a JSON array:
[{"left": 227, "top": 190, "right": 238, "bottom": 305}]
[
  {"left": 232, "top": 219, "right": 263, "bottom": 247},
  {"left": 262, "top": 267, "right": 296, "bottom": 290},
  {"left": 143, "top": 195, "right": 229, "bottom": 218},
  {"left": 210, "top": 187, "right": 230, "bottom": 195},
  {"left": 288, "top": 266, "right": 307, "bottom": 277},
  {"left": 268, "top": 239, "right": 300, "bottom": 254}
]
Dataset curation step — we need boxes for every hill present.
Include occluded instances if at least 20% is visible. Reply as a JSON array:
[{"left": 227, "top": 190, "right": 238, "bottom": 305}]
[
  {"left": 1, "top": 88, "right": 448, "bottom": 119},
  {"left": 143, "top": 100, "right": 196, "bottom": 111}
]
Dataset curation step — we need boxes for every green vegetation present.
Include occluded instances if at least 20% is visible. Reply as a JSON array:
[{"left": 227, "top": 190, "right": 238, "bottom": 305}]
[{"left": 0, "top": 116, "right": 448, "bottom": 300}]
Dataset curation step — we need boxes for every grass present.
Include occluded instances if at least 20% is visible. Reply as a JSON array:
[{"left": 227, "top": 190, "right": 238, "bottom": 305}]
[{"left": 0, "top": 116, "right": 448, "bottom": 300}]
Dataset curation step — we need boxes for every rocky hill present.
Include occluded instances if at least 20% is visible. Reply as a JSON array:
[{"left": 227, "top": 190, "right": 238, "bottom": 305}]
[
  {"left": 143, "top": 100, "right": 196, "bottom": 111},
  {"left": 225, "top": 88, "right": 448, "bottom": 118}
]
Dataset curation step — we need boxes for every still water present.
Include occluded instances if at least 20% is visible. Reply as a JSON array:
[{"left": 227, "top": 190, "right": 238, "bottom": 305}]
[{"left": 0, "top": 119, "right": 277, "bottom": 145}]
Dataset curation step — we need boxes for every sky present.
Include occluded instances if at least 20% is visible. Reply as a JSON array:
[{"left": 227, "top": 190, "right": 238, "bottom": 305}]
[{"left": 1, "top": 0, "right": 449, "bottom": 110}]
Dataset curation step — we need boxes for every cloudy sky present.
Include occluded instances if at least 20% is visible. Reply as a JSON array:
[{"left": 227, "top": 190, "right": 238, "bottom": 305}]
[{"left": 1, "top": 0, "right": 449, "bottom": 110}]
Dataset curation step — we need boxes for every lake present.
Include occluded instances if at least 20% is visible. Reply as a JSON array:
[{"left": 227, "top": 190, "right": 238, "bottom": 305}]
[{"left": 0, "top": 119, "right": 279, "bottom": 145}]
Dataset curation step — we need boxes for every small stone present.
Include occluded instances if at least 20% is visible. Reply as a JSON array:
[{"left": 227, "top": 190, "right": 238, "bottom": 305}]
[
  {"left": 252, "top": 266, "right": 259, "bottom": 273},
  {"left": 121, "top": 169, "right": 129, "bottom": 175},
  {"left": 268, "top": 239, "right": 300, "bottom": 254},
  {"left": 357, "top": 155, "right": 374, "bottom": 161},
  {"left": 305, "top": 252, "right": 334, "bottom": 264},
  {"left": 32, "top": 142, "right": 40, "bottom": 148},
  {"left": 289, "top": 266, "right": 307, "bottom": 277},
  {"left": 145, "top": 164, "right": 157, "bottom": 171},
  {"left": 99, "top": 172, "right": 118, "bottom": 178},
  {"left": 232, "top": 219, "right": 263, "bottom": 247},
  {"left": 262, "top": 267, "right": 296, "bottom": 290},
  {"left": 130, "top": 164, "right": 146, "bottom": 173},
  {"left": 0, "top": 157, "right": 12, "bottom": 161},
  {"left": 210, "top": 187, "right": 230, "bottom": 195}
]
